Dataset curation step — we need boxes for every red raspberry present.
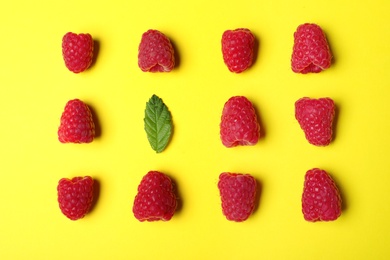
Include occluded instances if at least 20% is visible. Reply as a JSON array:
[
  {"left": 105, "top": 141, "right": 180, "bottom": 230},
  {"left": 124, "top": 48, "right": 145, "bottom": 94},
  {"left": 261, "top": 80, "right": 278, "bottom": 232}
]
[
  {"left": 302, "top": 168, "right": 342, "bottom": 222},
  {"left": 295, "top": 97, "right": 335, "bottom": 146},
  {"left": 58, "top": 99, "right": 95, "bottom": 143},
  {"left": 218, "top": 172, "right": 257, "bottom": 222},
  {"left": 62, "top": 32, "right": 94, "bottom": 73},
  {"left": 220, "top": 96, "right": 260, "bottom": 148},
  {"left": 291, "top": 23, "right": 332, "bottom": 73},
  {"left": 57, "top": 176, "right": 94, "bottom": 220},
  {"left": 138, "top": 30, "right": 175, "bottom": 72},
  {"left": 133, "top": 171, "right": 177, "bottom": 221},
  {"left": 221, "top": 28, "right": 255, "bottom": 73}
]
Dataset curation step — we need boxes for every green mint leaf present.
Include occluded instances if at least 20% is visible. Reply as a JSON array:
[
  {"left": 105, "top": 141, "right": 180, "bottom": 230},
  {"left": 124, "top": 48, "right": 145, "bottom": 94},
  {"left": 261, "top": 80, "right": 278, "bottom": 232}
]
[{"left": 144, "top": 94, "right": 172, "bottom": 153}]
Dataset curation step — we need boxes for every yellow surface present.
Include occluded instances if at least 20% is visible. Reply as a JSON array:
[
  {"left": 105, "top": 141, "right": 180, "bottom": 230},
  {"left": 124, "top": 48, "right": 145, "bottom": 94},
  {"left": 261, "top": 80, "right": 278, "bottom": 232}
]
[{"left": 1, "top": 0, "right": 390, "bottom": 259}]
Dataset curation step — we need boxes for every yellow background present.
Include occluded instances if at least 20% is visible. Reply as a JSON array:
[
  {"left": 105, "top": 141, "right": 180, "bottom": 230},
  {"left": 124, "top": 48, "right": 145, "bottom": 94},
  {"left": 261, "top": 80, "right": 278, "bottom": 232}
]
[{"left": 1, "top": 0, "right": 389, "bottom": 259}]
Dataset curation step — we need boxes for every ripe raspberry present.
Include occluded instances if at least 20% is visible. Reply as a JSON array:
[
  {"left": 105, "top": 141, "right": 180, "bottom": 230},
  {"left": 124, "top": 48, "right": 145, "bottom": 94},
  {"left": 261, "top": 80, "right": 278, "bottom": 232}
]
[
  {"left": 133, "top": 171, "right": 177, "bottom": 221},
  {"left": 291, "top": 23, "right": 332, "bottom": 73},
  {"left": 57, "top": 176, "right": 94, "bottom": 220},
  {"left": 295, "top": 97, "right": 335, "bottom": 146},
  {"left": 58, "top": 99, "right": 95, "bottom": 143},
  {"left": 138, "top": 29, "right": 175, "bottom": 72},
  {"left": 302, "top": 168, "right": 342, "bottom": 222},
  {"left": 218, "top": 172, "right": 257, "bottom": 222},
  {"left": 62, "top": 32, "right": 94, "bottom": 73},
  {"left": 221, "top": 28, "right": 255, "bottom": 73},
  {"left": 220, "top": 96, "right": 260, "bottom": 148}
]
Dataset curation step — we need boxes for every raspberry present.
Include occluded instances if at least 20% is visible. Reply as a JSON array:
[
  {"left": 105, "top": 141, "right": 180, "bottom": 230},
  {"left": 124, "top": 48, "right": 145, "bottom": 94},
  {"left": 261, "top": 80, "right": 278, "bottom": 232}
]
[
  {"left": 302, "top": 168, "right": 342, "bottom": 222},
  {"left": 138, "top": 30, "right": 175, "bottom": 72},
  {"left": 133, "top": 171, "right": 177, "bottom": 221},
  {"left": 221, "top": 28, "right": 255, "bottom": 73},
  {"left": 62, "top": 32, "right": 94, "bottom": 73},
  {"left": 295, "top": 97, "right": 335, "bottom": 146},
  {"left": 218, "top": 172, "right": 257, "bottom": 222},
  {"left": 220, "top": 96, "right": 260, "bottom": 147},
  {"left": 57, "top": 176, "right": 94, "bottom": 220},
  {"left": 58, "top": 99, "right": 95, "bottom": 143},
  {"left": 291, "top": 23, "right": 332, "bottom": 73}
]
